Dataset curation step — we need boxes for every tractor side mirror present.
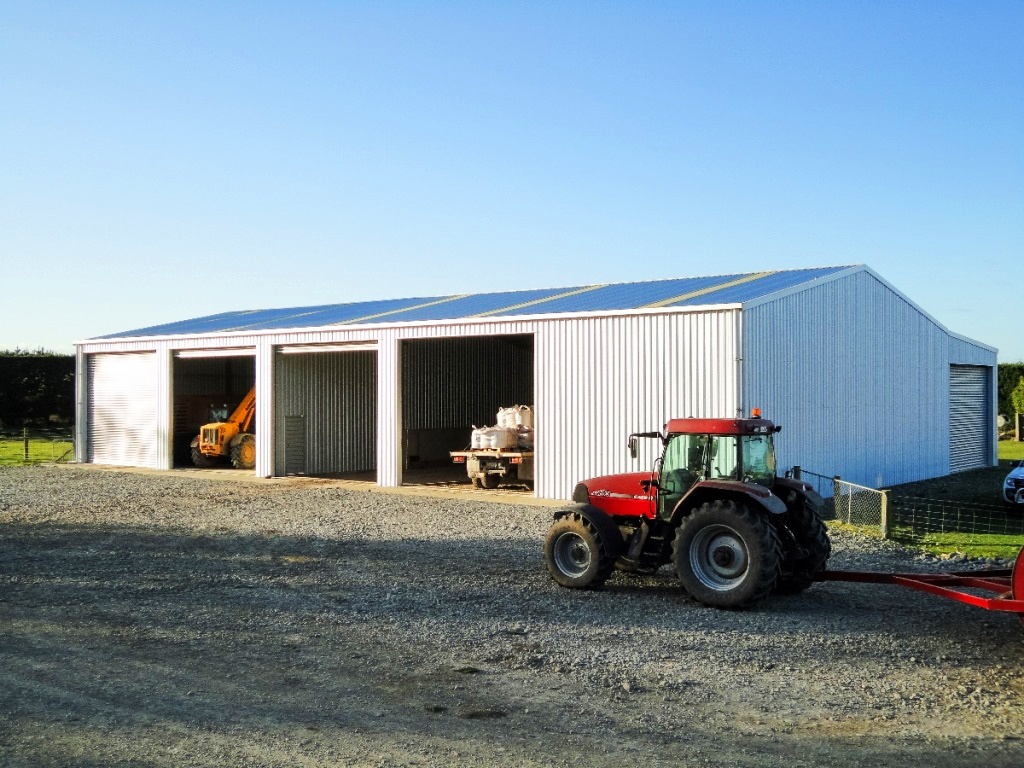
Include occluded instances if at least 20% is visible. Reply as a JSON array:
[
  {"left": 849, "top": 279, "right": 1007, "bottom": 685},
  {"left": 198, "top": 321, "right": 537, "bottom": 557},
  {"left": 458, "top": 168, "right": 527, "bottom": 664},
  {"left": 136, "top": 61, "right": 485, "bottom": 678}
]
[{"left": 628, "top": 436, "right": 638, "bottom": 460}]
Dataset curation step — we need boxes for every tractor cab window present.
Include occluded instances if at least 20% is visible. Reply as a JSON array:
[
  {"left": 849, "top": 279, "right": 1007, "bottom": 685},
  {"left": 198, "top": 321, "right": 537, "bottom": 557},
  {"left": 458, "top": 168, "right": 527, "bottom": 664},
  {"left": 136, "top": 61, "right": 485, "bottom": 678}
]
[
  {"left": 709, "top": 435, "right": 739, "bottom": 479},
  {"left": 740, "top": 435, "right": 775, "bottom": 486},
  {"left": 658, "top": 433, "right": 709, "bottom": 516}
]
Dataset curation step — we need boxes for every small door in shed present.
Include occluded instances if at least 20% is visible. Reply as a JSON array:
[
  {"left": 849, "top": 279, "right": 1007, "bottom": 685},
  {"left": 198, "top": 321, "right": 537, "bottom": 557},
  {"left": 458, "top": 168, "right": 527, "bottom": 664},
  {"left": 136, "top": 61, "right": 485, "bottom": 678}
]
[
  {"left": 949, "top": 365, "right": 992, "bottom": 473},
  {"left": 87, "top": 352, "right": 158, "bottom": 467}
]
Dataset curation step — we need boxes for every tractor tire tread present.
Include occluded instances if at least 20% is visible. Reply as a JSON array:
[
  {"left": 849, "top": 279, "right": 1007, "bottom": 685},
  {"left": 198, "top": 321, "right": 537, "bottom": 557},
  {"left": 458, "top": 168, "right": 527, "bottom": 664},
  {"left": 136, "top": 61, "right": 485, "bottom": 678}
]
[
  {"left": 544, "top": 510, "right": 620, "bottom": 590},
  {"left": 672, "top": 499, "right": 782, "bottom": 609},
  {"left": 775, "top": 501, "right": 832, "bottom": 595}
]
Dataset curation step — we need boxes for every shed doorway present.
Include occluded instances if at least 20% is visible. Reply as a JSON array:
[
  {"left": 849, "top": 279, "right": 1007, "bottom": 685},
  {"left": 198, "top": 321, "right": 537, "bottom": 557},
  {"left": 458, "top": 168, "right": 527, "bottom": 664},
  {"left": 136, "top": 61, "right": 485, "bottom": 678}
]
[
  {"left": 171, "top": 351, "right": 256, "bottom": 470},
  {"left": 400, "top": 334, "right": 534, "bottom": 492},
  {"left": 273, "top": 345, "right": 377, "bottom": 478}
]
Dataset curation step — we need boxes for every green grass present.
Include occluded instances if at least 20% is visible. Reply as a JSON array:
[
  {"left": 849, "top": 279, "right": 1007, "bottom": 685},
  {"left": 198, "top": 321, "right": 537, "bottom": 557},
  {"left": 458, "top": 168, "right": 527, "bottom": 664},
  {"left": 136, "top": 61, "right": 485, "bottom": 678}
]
[
  {"left": 0, "top": 437, "right": 74, "bottom": 466},
  {"left": 999, "top": 439, "right": 1024, "bottom": 463},
  {"left": 892, "top": 529, "right": 1023, "bottom": 560}
]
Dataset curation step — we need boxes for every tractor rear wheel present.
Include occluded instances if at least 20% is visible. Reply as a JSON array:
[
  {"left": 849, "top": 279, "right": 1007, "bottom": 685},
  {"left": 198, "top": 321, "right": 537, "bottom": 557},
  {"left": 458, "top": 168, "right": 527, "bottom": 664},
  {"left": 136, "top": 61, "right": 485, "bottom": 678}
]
[
  {"left": 672, "top": 500, "right": 782, "bottom": 609},
  {"left": 774, "top": 500, "right": 831, "bottom": 594},
  {"left": 544, "top": 512, "right": 619, "bottom": 589},
  {"left": 230, "top": 434, "right": 256, "bottom": 470}
]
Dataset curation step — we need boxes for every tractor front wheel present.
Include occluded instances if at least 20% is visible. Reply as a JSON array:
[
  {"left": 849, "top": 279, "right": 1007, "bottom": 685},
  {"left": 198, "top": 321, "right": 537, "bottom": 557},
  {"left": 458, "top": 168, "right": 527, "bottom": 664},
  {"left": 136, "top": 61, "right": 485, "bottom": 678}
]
[
  {"left": 230, "top": 434, "right": 256, "bottom": 470},
  {"left": 673, "top": 500, "right": 782, "bottom": 609},
  {"left": 544, "top": 512, "right": 619, "bottom": 589},
  {"left": 190, "top": 438, "right": 216, "bottom": 468}
]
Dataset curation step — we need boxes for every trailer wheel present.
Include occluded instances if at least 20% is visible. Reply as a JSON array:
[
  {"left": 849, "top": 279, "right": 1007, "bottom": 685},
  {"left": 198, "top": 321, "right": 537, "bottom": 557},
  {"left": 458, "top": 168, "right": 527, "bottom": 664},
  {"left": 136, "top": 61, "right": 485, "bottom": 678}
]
[
  {"left": 673, "top": 500, "right": 782, "bottom": 609},
  {"left": 190, "top": 438, "right": 216, "bottom": 468},
  {"left": 471, "top": 476, "right": 483, "bottom": 489},
  {"left": 480, "top": 473, "right": 500, "bottom": 490},
  {"left": 230, "top": 434, "right": 256, "bottom": 470},
  {"left": 544, "top": 512, "right": 618, "bottom": 589},
  {"left": 774, "top": 500, "right": 831, "bottom": 594}
]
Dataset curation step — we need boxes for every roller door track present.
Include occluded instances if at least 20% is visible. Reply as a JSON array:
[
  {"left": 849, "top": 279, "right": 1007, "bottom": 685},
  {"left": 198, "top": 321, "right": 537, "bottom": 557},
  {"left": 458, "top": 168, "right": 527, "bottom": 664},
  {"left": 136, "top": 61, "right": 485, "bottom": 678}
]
[
  {"left": 87, "top": 353, "right": 158, "bottom": 468},
  {"left": 949, "top": 365, "right": 992, "bottom": 473}
]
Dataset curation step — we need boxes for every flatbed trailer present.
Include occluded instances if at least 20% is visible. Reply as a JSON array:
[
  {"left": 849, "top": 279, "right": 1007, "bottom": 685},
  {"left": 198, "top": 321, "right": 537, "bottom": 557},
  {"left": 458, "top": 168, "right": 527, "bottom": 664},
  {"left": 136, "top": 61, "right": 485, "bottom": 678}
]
[{"left": 450, "top": 449, "right": 534, "bottom": 490}]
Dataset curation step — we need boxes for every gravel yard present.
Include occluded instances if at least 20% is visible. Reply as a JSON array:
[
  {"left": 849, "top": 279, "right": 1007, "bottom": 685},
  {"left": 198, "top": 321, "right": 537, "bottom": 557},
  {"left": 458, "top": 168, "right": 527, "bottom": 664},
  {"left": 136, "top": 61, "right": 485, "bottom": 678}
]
[{"left": 2, "top": 465, "right": 1023, "bottom": 767}]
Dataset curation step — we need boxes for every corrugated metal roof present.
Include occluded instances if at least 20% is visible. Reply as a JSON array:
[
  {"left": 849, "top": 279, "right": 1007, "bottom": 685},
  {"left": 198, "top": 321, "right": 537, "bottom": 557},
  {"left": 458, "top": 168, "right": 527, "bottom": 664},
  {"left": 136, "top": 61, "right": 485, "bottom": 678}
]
[{"left": 96, "top": 265, "right": 855, "bottom": 339}]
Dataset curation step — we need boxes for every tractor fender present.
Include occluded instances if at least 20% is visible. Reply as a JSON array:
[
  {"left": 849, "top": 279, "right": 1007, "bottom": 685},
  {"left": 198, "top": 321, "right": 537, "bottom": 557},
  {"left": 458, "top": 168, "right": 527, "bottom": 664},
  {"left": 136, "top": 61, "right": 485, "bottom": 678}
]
[
  {"left": 772, "top": 476, "right": 825, "bottom": 509},
  {"left": 672, "top": 481, "right": 787, "bottom": 524},
  {"left": 228, "top": 432, "right": 252, "bottom": 448},
  {"left": 190, "top": 435, "right": 200, "bottom": 449},
  {"left": 553, "top": 504, "right": 625, "bottom": 555}
]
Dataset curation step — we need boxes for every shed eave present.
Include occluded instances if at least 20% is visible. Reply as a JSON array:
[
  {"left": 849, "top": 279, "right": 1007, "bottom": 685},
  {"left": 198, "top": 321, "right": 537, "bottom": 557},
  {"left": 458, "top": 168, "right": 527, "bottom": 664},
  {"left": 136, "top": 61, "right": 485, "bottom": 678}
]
[
  {"left": 76, "top": 302, "right": 744, "bottom": 348},
  {"left": 947, "top": 331, "right": 998, "bottom": 356}
]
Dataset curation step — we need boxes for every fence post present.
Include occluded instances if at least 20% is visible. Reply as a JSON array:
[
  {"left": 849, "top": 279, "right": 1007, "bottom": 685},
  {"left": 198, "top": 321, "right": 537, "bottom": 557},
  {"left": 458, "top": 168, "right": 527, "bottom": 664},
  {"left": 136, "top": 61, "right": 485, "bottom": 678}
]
[
  {"left": 880, "top": 490, "right": 890, "bottom": 539},
  {"left": 832, "top": 476, "right": 842, "bottom": 522},
  {"left": 23, "top": 427, "right": 28, "bottom": 462}
]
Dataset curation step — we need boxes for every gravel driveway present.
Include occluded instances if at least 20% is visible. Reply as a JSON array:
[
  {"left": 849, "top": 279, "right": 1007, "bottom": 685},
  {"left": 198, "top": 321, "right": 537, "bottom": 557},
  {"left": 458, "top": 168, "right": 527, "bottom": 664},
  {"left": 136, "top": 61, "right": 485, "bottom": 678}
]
[{"left": 2, "top": 465, "right": 1023, "bottom": 767}]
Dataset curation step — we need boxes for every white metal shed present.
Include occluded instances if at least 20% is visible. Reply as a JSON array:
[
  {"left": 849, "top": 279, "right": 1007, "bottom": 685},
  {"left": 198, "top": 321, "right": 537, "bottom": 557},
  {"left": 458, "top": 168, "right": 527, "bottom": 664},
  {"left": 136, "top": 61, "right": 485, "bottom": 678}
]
[{"left": 75, "top": 265, "right": 997, "bottom": 499}]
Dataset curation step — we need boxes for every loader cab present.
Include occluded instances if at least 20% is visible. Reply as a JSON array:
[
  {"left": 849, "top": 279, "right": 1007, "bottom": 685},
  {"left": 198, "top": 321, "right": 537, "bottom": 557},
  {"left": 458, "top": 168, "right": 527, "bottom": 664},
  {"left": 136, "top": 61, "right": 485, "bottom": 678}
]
[{"left": 656, "top": 418, "right": 779, "bottom": 518}]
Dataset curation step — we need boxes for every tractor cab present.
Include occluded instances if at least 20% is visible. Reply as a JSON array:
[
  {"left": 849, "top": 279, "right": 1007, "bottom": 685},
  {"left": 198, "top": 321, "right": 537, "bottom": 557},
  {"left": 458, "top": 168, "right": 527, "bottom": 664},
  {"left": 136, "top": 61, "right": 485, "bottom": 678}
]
[{"left": 626, "top": 414, "right": 782, "bottom": 520}]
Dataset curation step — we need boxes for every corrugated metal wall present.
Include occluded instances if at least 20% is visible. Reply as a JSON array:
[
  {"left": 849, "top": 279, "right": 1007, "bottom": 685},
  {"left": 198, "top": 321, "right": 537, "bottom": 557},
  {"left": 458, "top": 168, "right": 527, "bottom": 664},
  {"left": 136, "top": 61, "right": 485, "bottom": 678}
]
[
  {"left": 536, "top": 311, "right": 740, "bottom": 498},
  {"left": 273, "top": 350, "right": 376, "bottom": 475},
  {"left": 949, "top": 334, "right": 997, "bottom": 366},
  {"left": 743, "top": 270, "right": 951, "bottom": 489}
]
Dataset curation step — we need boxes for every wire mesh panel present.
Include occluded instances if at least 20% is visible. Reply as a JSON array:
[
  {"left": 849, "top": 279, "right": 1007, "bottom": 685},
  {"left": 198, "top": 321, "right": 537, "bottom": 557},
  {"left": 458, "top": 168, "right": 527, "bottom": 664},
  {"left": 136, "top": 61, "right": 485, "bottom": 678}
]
[
  {"left": 832, "top": 479, "right": 887, "bottom": 529},
  {"left": 890, "top": 497, "right": 1024, "bottom": 537}
]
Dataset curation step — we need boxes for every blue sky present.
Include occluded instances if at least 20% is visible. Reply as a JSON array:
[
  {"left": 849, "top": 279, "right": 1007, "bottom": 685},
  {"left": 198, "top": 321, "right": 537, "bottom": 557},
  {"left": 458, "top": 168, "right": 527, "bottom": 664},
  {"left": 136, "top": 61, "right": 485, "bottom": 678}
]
[{"left": 1, "top": 1, "right": 1021, "bottom": 358}]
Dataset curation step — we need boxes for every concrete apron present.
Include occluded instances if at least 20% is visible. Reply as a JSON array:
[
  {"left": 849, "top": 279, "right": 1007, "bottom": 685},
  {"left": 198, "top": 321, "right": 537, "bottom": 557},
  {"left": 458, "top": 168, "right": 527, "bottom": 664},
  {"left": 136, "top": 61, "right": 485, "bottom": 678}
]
[{"left": 52, "top": 462, "right": 569, "bottom": 509}]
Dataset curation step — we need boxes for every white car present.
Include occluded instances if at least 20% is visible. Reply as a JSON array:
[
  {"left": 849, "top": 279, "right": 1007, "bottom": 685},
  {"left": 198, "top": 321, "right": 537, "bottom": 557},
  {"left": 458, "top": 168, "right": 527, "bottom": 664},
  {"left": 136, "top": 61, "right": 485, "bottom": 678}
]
[{"left": 1003, "top": 461, "right": 1024, "bottom": 507}]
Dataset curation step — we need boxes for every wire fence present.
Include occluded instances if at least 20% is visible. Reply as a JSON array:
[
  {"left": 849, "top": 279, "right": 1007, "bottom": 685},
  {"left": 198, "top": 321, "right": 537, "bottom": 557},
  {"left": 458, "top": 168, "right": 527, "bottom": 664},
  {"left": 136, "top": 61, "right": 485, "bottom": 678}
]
[
  {"left": 790, "top": 466, "right": 1024, "bottom": 546},
  {"left": 0, "top": 428, "right": 75, "bottom": 465},
  {"left": 889, "top": 496, "right": 1024, "bottom": 537},
  {"left": 788, "top": 467, "right": 838, "bottom": 500}
]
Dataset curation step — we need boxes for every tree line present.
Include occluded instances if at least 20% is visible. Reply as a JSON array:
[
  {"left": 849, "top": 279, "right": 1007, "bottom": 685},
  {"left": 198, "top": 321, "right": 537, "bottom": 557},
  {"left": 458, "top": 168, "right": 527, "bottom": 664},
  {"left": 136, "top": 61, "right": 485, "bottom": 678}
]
[{"left": 0, "top": 350, "right": 75, "bottom": 428}]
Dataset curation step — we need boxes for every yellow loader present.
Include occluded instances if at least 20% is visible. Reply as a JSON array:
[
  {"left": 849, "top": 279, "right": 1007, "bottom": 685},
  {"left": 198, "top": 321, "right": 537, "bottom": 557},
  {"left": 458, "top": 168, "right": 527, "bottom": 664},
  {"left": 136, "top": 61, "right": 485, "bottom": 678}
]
[{"left": 190, "top": 386, "right": 256, "bottom": 469}]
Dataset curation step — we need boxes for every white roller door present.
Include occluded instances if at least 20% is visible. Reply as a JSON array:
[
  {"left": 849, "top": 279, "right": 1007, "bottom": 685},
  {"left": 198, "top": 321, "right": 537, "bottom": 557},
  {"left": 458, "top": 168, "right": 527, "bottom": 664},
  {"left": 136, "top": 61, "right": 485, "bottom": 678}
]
[
  {"left": 949, "top": 365, "right": 991, "bottom": 473},
  {"left": 87, "top": 353, "right": 158, "bottom": 467}
]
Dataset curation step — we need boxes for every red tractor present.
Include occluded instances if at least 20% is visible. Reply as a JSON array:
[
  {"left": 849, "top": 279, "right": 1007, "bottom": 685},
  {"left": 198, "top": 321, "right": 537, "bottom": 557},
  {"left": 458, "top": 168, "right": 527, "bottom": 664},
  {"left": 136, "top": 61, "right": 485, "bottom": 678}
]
[{"left": 544, "top": 413, "right": 831, "bottom": 609}]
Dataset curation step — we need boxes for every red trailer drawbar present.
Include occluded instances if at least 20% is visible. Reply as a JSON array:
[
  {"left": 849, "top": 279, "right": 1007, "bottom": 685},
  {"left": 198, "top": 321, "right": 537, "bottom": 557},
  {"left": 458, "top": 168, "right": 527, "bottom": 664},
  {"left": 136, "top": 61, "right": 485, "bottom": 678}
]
[{"left": 817, "top": 546, "right": 1024, "bottom": 623}]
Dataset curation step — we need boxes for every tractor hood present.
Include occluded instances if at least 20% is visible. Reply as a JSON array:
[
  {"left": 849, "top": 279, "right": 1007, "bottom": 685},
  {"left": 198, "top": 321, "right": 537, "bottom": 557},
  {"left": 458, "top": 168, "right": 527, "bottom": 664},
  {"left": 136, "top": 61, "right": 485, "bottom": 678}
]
[
  {"left": 576, "top": 472, "right": 653, "bottom": 499},
  {"left": 573, "top": 472, "right": 656, "bottom": 517}
]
